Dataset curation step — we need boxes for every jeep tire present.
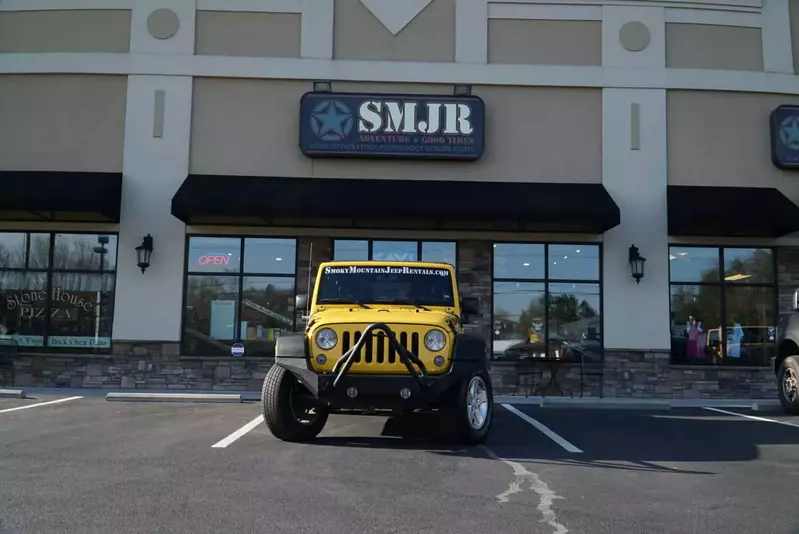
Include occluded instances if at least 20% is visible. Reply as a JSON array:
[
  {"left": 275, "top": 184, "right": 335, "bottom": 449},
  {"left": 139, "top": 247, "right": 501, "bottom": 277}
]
[
  {"left": 262, "top": 364, "right": 329, "bottom": 441},
  {"left": 778, "top": 356, "right": 799, "bottom": 416},
  {"left": 441, "top": 368, "right": 493, "bottom": 444}
]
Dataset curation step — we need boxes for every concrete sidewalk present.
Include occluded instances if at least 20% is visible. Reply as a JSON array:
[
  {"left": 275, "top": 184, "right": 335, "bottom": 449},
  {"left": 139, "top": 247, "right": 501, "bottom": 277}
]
[{"left": 11, "top": 386, "right": 783, "bottom": 410}]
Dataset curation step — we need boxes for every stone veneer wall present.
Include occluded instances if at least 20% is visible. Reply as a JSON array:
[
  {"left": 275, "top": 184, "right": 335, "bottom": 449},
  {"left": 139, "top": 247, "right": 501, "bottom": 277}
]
[
  {"left": 457, "top": 240, "right": 492, "bottom": 343},
  {"left": 12, "top": 346, "right": 776, "bottom": 396},
  {"left": 11, "top": 342, "right": 273, "bottom": 390},
  {"left": 488, "top": 350, "right": 776, "bottom": 398},
  {"left": 294, "top": 236, "right": 333, "bottom": 327},
  {"left": 778, "top": 247, "right": 799, "bottom": 316}
]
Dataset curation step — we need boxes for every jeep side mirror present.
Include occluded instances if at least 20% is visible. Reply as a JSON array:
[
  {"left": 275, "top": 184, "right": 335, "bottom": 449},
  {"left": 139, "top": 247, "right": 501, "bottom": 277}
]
[
  {"left": 794, "top": 288, "right": 799, "bottom": 311},
  {"left": 295, "top": 294, "right": 308, "bottom": 312},
  {"left": 462, "top": 297, "right": 479, "bottom": 316}
]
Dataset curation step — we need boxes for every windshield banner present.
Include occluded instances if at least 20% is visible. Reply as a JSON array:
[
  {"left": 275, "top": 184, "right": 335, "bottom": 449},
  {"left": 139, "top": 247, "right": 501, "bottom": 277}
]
[{"left": 324, "top": 265, "right": 450, "bottom": 276}]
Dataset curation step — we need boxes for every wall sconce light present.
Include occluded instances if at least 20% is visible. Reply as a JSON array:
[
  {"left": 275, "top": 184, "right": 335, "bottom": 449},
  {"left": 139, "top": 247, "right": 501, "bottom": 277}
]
[
  {"left": 628, "top": 244, "right": 646, "bottom": 285},
  {"left": 453, "top": 83, "right": 471, "bottom": 96},
  {"left": 313, "top": 80, "right": 332, "bottom": 93},
  {"left": 136, "top": 234, "right": 154, "bottom": 274}
]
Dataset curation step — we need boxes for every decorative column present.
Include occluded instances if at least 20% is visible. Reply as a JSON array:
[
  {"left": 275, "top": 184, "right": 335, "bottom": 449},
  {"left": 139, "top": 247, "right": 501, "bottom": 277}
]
[
  {"left": 761, "top": 0, "right": 794, "bottom": 74},
  {"left": 112, "top": 1, "right": 194, "bottom": 344},
  {"left": 601, "top": 6, "right": 671, "bottom": 352}
]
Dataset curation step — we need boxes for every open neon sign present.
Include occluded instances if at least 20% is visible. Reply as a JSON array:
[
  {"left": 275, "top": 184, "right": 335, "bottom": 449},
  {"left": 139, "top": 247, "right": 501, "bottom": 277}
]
[{"left": 198, "top": 253, "right": 232, "bottom": 266}]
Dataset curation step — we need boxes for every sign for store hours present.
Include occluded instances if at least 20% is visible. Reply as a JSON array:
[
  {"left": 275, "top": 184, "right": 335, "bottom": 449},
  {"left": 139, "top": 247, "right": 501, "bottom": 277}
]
[
  {"left": 770, "top": 105, "right": 799, "bottom": 169},
  {"left": 298, "top": 91, "right": 485, "bottom": 161}
]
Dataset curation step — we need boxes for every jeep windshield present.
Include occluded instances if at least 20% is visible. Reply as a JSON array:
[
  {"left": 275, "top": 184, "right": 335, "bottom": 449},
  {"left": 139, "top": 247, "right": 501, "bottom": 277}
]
[{"left": 316, "top": 265, "right": 455, "bottom": 307}]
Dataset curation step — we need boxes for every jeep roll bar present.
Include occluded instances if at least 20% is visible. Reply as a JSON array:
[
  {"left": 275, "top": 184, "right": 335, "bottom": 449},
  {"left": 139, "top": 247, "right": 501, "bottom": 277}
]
[{"left": 330, "top": 322, "right": 429, "bottom": 391}]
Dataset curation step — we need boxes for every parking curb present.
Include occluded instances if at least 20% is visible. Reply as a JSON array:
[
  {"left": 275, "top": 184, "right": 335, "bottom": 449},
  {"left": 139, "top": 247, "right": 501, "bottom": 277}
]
[
  {"left": 106, "top": 393, "right": 242, "bottom": 403},
  {"left": 493, "top": 396, "right": 782, "bottom": 411},
  {"left": 0, "top": 389, "right": 25, "bottom": 399},
  {"left": 495, "top": 396, "right": 672, "bottom": 410}
]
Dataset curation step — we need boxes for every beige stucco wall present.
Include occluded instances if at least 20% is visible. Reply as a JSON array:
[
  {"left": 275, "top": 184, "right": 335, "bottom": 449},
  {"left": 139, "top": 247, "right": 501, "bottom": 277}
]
[
  {"left": 488, "top": 19, "right": 602, "bottom": 66},
  {"left": 0, "top": 75, "right": 127, "bottom": 172},
  {"left": 333, "top": 0, "right": 455, "bottom": 61},
  {"left": 0, "top": 10, "right": 131, "bottom": 53},
  {"left": 665, "top": 23, "right": 763, "bottom": 71},
  {"left": 190, "top": 78, "right": 602, "bottom": 184},
  {"left": 667, "top": 91, "right": 799, "bottom": 201},
  {"left": 195, "top": 11, "right": 301, "bottom": 57}
]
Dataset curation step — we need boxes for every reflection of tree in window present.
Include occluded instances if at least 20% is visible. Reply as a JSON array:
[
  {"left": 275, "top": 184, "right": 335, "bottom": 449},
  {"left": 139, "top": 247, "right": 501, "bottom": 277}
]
[
  {"left": 54, "top": 235, "right": 117, "bottom": 271},
  {"left": 182, "top": 236, "right": 298, "bottom": 357},
  {"left": 0, "top": 232, "right": 117, "bottom": 351},
  {"left": 241, "top": 277, "right": 295, "bottom": 356},
  {"left": 669, "top": 247, "right": 775, "bottom": 366}
]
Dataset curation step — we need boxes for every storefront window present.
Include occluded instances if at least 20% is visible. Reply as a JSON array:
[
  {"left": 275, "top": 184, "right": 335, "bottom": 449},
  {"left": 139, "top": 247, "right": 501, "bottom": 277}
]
[
  {"left": 669, "top": 246, "right": 776, "bottom": 366},
  {"left": 372, "top": 241, "right": 418, "bottom": 262},
  {"left": 492, "top": 243, "right": 602, "bottom": 363},
  {"left": 182, "top": 236, "right": 297, "bottom": 357},
  {"left": 333, "top": 240, "right": 457, "bottom": 269},
  {"left": 0, "top": 232, "right": 117, "bottom": 352}
]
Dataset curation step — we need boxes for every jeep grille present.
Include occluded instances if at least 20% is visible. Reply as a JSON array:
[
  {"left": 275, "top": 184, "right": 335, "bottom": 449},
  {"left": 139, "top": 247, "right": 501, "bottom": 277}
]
[{"left": 341, "top": 330, "right": 420, "bottom": 364}]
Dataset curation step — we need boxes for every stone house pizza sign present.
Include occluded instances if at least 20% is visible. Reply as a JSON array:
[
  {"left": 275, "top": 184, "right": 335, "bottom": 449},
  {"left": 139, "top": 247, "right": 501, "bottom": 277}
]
[{"left": 7, "top": 287, "right": 99, "bottom": 320}]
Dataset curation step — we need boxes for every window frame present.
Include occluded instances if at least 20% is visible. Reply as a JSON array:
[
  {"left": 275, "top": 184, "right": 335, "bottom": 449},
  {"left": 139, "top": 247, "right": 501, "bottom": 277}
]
[
  {"left": 667, "top": 244, "right": 778, "bottom": 367},
  {"left": 332, "top": 238, "right": 459, "bottom": 272},
  {"left": 0, "top": 230, "right": 119, "bottom": 353},
  {"left": 180, "top": 234, "right": 299, "bottom": 357},
  {"left": 490, "top": 241, "right": 604, "bottom": 362}
]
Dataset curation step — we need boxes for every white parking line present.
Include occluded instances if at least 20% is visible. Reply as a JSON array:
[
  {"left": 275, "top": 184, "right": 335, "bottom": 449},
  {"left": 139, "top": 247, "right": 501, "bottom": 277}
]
[
  {"left": 0, "top": 396, "right": 83, "bottom": 414},
  {"left": 211, "top": 415, "right": 264, "bottom": 448},
  {"left": 703, "top": 407, "right": 799, "bottom": 429},
  {"left": 501, "top": 404, "right": 583, "bottom": 453}
]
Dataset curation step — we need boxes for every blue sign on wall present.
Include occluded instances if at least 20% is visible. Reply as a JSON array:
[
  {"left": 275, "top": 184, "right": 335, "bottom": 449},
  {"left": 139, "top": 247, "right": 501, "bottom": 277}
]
[
  {"left": 298, "top": 91, "right": 485, "bottom": 161},
  {"left": 770, "top": 105, "right": 799, "bottom": 169}
]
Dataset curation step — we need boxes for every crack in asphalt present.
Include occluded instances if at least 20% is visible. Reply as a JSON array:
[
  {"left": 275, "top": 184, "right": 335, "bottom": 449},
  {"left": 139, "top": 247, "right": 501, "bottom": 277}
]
[{"left": 481, "top": 445, "right": 568, "bottom": 534}]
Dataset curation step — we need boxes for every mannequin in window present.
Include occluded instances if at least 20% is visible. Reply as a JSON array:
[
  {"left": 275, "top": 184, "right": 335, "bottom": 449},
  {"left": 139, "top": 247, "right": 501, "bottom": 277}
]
[
  {"left": 694, "top": 319, "right": 705, "bottom": 359},
  {"left": 686, "top": 316, "right": 698, "bottom": 358},
  {"left": 727, "top": 319, "right": 744, "bottom": 359}
]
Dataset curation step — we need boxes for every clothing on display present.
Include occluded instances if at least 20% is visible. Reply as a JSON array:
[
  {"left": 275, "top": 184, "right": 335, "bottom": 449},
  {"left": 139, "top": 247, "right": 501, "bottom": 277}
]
[
  {"left": 685, "top": 317, "right": 705, "bottom": 359},
  {"left": 727, "top": 322, "right": 744, "bottom": 358}
]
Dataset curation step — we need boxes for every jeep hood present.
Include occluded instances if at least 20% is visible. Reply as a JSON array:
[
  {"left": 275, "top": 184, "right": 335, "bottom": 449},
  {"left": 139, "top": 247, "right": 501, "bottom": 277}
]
[{"left": 308, "top": 307, "right": 459, "bottom": 331}]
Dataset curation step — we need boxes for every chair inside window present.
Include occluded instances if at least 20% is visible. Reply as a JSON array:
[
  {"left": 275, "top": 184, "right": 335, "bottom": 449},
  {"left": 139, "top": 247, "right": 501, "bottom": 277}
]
[
  {"left": 514, "top": 358, "right": 543, "bottom": 397},
  {"left": 578, "top": 328, "right": 604, "bottom": 397}
]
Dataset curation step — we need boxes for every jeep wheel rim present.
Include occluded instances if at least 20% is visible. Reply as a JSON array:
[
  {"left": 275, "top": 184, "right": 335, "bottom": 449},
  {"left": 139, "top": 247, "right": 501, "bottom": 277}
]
[
  {"left": 466, "top": 376, "right": 489, "bottom": 431},
  {"left": 783, "top": 368, "right": 798, "bottom": 404},
  {"left": 289, "top": 381, "right": 318, "bottom": 425}
]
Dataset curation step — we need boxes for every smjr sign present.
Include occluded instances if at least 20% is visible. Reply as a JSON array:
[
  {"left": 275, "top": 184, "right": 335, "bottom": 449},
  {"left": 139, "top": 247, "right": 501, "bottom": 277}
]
[
  {"left": 770, "top": 105, "right": 799, "bottom": 169},
  {"left": 298, "top": 92, "right": 485, "bottom": 160}
]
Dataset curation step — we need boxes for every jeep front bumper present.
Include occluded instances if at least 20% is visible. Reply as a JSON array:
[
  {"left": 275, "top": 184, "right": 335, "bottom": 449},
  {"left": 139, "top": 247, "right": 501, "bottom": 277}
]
[{"left": 275, "top": 322, "right": 481, "bottom": 411}]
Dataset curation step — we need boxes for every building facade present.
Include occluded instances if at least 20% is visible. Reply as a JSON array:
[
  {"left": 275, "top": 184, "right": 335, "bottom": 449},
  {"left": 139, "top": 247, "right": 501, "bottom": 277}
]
[{"left": 3, "top": 0, "right": 799, "bottom": 399}]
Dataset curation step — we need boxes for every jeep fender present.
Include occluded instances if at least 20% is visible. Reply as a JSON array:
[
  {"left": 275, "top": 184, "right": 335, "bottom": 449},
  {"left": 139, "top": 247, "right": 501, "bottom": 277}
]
[
  {"left": 273, "top": 333, "right": 319, "bottom": 395},
  {"left": 452, "top": 334, "right": 489, "bottom": 363}
]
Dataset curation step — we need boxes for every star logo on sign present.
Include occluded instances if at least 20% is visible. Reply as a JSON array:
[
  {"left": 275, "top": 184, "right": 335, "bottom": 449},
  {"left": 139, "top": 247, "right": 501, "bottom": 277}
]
[
  {"left": 779, "top": 115, "right": 799, "bottom": 150},
  {"left": 310, "top": 100, "right": 354, "bottom": 142}
]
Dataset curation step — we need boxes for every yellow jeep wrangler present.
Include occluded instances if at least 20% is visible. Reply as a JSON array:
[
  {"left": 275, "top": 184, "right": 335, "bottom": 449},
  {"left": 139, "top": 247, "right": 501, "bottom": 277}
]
[{"left": 261, "top": 260, "right": 493, "bottom": 444}]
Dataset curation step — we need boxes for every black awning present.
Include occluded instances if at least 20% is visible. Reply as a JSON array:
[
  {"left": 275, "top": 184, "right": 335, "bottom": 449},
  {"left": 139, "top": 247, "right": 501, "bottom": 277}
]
[
  {"left": 0, "top": 171, "right": 123, "bottom": 223},
  {"left": 171, "top": 175, "right": 621, "bottom": 233},
  {"left": 668, "top": 185, "right": 799, "bottom": 237}
]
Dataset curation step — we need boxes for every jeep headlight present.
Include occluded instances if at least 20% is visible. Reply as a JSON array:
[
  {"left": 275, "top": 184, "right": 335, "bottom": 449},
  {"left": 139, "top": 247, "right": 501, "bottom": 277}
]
[
  {"left": 316, "top": 328, "right": 338, "bottom": 350},
  {"left": 424, "top": 330, "right": 446, "bottom": 352}
]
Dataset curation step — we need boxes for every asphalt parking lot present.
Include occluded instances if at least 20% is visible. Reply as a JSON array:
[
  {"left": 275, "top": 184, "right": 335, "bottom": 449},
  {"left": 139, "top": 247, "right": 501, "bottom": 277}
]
[{"left": 2, "top": 394, "right": 799, "bottom": 534}]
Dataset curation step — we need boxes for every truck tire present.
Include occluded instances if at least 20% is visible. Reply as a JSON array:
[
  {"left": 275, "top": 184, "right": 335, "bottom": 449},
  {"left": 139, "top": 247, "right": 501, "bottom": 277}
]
[
  {"left": 441, "top": 368, "right": 494, "bottom": 444},
  {"left": 262, "top": 364, "right": 328, "bottom": 441},
  {"left": 778, "top": 356, "right": 799, "bottom": 416}
]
